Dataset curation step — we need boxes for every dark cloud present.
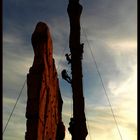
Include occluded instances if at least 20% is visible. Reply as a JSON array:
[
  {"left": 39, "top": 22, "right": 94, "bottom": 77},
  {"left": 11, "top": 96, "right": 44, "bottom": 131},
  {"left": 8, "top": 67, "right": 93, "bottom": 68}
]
[
  {"left": 3, "top": 0, "right": 68, "bottom": 27},
  {"left": 81, "top": 0, "right": 137, "bottom": 41}
]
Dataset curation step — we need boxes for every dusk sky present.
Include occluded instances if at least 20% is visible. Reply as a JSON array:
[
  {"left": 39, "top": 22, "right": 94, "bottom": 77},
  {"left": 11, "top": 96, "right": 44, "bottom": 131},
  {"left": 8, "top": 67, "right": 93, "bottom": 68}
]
[{"left": 3, "top": 0, "right": 137, "bottom": 140}]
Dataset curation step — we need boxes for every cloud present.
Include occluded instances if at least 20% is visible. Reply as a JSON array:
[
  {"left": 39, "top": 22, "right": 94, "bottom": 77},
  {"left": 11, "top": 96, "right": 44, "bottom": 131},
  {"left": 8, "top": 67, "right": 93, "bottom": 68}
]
[
  {"left": 3, "top": 48, "right": 32, "bottom": 99},
  {"left": 3, "top": 0, "right": 137, "bottom": 139},
  {"left": 81, "top": 0, "right": 137, "bottom": 41},
  {"left": 83, "top": 101, "right": 137, "bottom": 140},
  {"left": 3, "top": 96, "right": 27, "bottom": 140},
  {"left": 83, "top": 64, "right": 137, "bottom": 140}
]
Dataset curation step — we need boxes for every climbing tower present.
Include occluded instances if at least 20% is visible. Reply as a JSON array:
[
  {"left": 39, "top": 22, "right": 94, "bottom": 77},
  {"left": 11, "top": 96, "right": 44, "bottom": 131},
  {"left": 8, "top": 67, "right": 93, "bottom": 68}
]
[
  {"left": 25, "top": 22, "right": 65, "bottom": 140},
  {"left": 67, "top": 0, "right": 88, "bottom": 139}
]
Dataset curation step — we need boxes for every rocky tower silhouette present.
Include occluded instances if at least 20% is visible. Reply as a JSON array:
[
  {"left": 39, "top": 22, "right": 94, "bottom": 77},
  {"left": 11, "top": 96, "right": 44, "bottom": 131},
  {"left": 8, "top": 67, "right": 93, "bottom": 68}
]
[
  {"left": 67, "top": 0, "right": 88, "bottom": 139},
  {"left": 25, "top": 22, "right": 65, "bottom": 140}
]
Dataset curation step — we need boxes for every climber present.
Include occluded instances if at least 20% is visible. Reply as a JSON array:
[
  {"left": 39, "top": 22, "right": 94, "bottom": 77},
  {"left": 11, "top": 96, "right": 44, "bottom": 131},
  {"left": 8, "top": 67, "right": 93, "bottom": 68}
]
[
  {"left": 61, "top": 69, "right": 72, "bottom": 84},
  {"left": 65, "top": 53, "right": 72, "bottom": 64}
]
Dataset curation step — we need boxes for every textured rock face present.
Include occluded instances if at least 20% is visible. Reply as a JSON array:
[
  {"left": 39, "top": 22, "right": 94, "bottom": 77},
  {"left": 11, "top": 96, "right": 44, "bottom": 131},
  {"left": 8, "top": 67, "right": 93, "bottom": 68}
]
[{"left": 25, "top": 22, "right": 65, "bottom": 140}]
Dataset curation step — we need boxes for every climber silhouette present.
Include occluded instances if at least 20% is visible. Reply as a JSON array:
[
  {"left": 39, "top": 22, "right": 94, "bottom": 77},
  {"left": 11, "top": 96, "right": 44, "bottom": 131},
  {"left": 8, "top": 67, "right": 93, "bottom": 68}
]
[
  {"left": 61, "top": 69, "right": 72, "bottom": 84},
  {"left": 65, "top": 53, "right": 71, "bottom": 64}
]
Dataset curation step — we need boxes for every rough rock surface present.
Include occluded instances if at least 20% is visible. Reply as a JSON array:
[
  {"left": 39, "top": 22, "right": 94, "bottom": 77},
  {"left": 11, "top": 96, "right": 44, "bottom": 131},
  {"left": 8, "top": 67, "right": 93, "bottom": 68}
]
[{"left": 25, "top": 22, "right": 65, "bottom": 140}]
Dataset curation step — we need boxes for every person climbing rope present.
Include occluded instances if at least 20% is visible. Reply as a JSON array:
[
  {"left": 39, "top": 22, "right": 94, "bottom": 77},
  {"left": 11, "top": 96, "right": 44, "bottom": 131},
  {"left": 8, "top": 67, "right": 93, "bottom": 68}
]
[
  {"left": 61, "top": 69, "right": 72, "bottom": 84},
  {"left": 65, "top": 53, "right": 72, "bottom": 64}
]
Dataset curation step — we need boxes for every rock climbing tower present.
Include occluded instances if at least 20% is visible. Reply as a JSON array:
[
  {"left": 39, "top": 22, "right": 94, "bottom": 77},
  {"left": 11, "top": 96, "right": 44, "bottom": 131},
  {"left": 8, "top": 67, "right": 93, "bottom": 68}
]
[
  {"left": 67, "top": 0, "right": 88, "bottom": 140},
  {"left": 25, "top": 22, "right": 65, "bottom": 140}
]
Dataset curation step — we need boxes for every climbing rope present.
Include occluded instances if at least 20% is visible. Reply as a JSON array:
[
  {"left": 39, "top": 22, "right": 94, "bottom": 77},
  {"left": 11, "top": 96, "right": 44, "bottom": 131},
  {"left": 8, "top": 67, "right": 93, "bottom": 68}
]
[
  {"left": 82, "top": 26, "right": 123, "bottom": 140},
  {"left": 3, "top": 78, "right": 27, "bottom": 135}
]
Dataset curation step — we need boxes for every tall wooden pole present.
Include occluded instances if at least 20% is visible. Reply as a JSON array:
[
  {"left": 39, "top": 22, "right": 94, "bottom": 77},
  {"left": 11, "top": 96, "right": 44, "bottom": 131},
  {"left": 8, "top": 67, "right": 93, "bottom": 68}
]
[{"left": 67, "top": 0, "right": 88, "bottom": 139}]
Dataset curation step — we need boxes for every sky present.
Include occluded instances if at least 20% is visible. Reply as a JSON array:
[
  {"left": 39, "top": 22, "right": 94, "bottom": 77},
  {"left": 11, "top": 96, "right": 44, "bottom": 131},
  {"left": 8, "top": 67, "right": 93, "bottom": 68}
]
[{"left": 3, "top": 0, "right": 137, "bottom": 140}]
